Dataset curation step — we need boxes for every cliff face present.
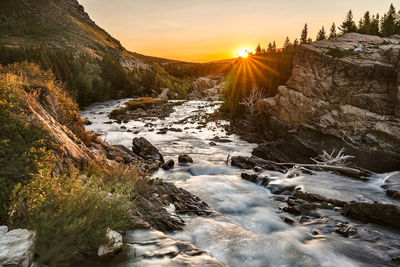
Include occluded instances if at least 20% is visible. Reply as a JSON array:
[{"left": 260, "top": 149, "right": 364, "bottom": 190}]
[{"left": 258, "top": 33, "right": 400, "bottom": 172}]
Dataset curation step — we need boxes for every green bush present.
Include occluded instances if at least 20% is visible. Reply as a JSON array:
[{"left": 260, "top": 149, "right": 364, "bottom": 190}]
[
  {"left": 9, "top": 169, "right": 132, "bottom": 266},
  {"left": 327, "top": 48, "right": 355, "bottom": 58}
]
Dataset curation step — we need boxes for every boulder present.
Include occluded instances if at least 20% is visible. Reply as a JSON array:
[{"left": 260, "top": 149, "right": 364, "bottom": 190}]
[
  {"left": 178, "top": 154, "right": 193, "bottom": 164},
  {"left": 0, "top": 229, "right": 36, "bottom": 267},
  {"left": 382, "top": 172, "right": 400, "bottom": 200},
  {"left": 0, "top": 226, "right": 7, "bottom": 238},
  {"left": 125, "top": 230, "right": 226, "bottom": 266},
  {"left": 162, "top": 159, "right": 175, "bottom": 170},
  {"left": 97, "top": 229, "right": 123, "bottom": 257},
  {"left": 341, "top": 202, "right": 400, "bottom": 228},
  {"left": 132, "top": 137, "right": 164, "bottom": 163}
]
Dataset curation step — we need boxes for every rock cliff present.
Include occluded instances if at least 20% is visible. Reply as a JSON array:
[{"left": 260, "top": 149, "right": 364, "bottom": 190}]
[{"left": 257, "top": 33, "right": 400, "bottom": 172}]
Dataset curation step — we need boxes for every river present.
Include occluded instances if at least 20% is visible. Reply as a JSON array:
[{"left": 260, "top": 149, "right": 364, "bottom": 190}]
[{"left": 82, "top": 100, "right": 400, "bottom": 267}]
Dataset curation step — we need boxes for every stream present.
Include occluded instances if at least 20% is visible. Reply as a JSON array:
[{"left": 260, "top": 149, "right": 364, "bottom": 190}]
[{"left": 82, "top": 100, "right": 400, "bottom": 267}]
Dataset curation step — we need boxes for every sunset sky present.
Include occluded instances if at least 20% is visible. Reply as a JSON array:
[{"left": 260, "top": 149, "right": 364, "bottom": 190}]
[{"left": 79, "top": 0, "right": 394, "bottom": 62}]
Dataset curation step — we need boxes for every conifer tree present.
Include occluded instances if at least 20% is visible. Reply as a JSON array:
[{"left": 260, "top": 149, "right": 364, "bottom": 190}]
[
  {"left": 267, "top": 42, "right": 273, "bottom": 53},
  {"left": 329, "top": 23, "right": 337, "bottom": 39},
  {"left": 272, "top": 41, "right": 277, "bottom": 52},
  {"left": 283, "top": 36, "right": 292, "bottom": 49},
  {"left": 307, "top": 37, "right": 313, "bottom": 44},
  {"left": 358, "top": 11, "right": 372, "bottom": 35},
  {"left": 381, "top": 4, "right": 397, "bottom": 37},
  {"left": 293, "top": 39, "right": 299, "bottom": 46},
  {"left": 370, "top": 14, "right": 381, "bottom": 36},
  {"left": 255, "top": 43, "right": 262, "bottom": 53},
  {"left": 316, "top": 26, "right": 327, "bottom": 41},
  {"left": 300, "top": 24, "right": 309, "bottom": 44},
  {"left": 340, "top": 10, "right": 358, "bottom": 33}
]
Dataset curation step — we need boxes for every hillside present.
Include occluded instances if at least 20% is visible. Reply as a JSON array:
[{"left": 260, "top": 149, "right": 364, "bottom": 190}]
[{"left": 0, "top": 0, "right": 231, "bottom": 106}]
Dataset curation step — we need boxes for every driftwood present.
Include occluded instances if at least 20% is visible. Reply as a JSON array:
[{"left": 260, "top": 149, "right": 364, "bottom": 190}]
[{"left": 271, "top": 161, "right": 372, "bottom": 180}]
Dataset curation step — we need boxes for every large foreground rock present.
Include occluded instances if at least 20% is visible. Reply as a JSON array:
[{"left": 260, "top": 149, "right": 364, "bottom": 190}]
[
  {"left": 98, "top": 229, "right": 123, "bottom": 257},
  {"left": 125, "top": 230, "right": 226, "bottom": 266},
  {"left": 0, "top": 229, "right": 36, "bottom": 267},
  {"left": 257, "top": 33, "right": 400, "bottom": 172}
]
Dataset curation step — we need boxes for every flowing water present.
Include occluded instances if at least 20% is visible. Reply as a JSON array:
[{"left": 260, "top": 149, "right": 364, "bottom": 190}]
[{"left": 82, "top": 100, "right": 400, "bottom": 267}]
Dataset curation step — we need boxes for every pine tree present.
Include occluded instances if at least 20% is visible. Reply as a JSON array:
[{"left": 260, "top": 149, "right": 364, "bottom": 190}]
[
  {"left": 293, "top": 39, "right": 299, "bottom": 46},
  {"left": 307, "top": 37, "right": 313, "bottom": 44},
  {"left": 316, "top": 26, "right": 327, "bottom": 41},
  {"left": 255, "top": 43, "right": 262, "bottom": 54},
  {"left": 358, "top": 11, "right": 372, "bottom": 35},
  {"left": 272, "top": 41, "right": 277, "bottom": 52},
  {"left": 381, "top": 4, "right": 397, "bottom": 37},
  {"left": 283, "top": 36, "right": 292, "bottom": 49},
  {"left": 267, "top": 42, "right": 273, "bottom": 53},
  {"left": 329, "top": 23, "right": 337, "bottom": 39},
  {"left": 300, "top": 24, "right": 309, "bottom": 44},
  {"left": 370, "top": 14, "right": 380, "bottom": 36},
  {"left": 340, "top": 10, "right": 358, "bottom": 33}
]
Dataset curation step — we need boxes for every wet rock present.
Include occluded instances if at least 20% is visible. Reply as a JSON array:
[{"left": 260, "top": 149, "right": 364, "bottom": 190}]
[
  {"left": 241, "top": 171, "right": 270, "bottom": 186},
  {"left": 210, "top": 136, "right": 232, "bottom": 143},
  {"left": 341, "top": 202, "right": 400, "bottom": 228},
  {"left": 178, "top": 154, "right": 193, "bottom": 164},
  {"left": 162, "top": 159, "right": 175, "bottom": 170},
  {"left": 297, "top": 216, "right": 310, "bottom": 224},
  {"left": 270, "top": 184, "right": 297, "bottom": 195},
  {"left": 209, "top": 141, "right": 217, "bottom": 146},
  {"left": 125, "top": 230, "right": 226, "bottom": 266},
  {"left": 132, "top": 137, "right": 164, "bottom": 163},
  {"left": 382, "top": 172, "right": 400, "bottom": 200},
  {"left": 133, "top": 179, "right": 214, "bottom": 232},
  {"left": 284, "top": 198, "right": 317, "bottom": 215},
  {"left": 312, "top": 231, "right": 319, "bottom": 235},
  {"left": 97, "top": 229, "right": 123, "bottom": 257},
  {"left": 231, "top": 156, "right": 287, "bottom": 172},
  {"left": 293, "top": 190, "right": 347, "bottom": 208},
  {"left": 283, "top": 217, "right": 295, "bottom": 225},
  {"left": 335, "top": 222, "right": 358, "bottom": 237},
  {"left": 105, "top": 144, "right": 136, "bottom": 164},
  {"left": 0, "top": 229, "right": 36, "bottom": 267}
]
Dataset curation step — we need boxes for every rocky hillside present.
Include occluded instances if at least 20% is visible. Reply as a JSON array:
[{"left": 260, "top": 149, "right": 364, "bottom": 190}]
[
  {"left": 0, "top": 0, "right": 124, "bottom": 57},
  {"left": 257, "top": 33, "right": 400, "bottom": 172}
]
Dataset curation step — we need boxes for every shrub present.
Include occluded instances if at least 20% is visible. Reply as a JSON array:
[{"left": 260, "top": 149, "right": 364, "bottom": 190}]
[
  {"left": 9, "top": 168, "right": 132, "bottom": 266},
  {"left": 326, "top": 48, "right": 355, "bottom": 58}
]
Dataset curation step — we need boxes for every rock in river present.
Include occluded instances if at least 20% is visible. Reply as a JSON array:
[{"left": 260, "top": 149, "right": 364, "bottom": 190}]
[
  {"left": 162, "top": 159, "right": 175, "bottom": 170},
  {"left": 132, "top": 137, "right": 164, "bottom": 163},
  {"left": 178, "top": 154, "right": 193, "bottom": 164}
]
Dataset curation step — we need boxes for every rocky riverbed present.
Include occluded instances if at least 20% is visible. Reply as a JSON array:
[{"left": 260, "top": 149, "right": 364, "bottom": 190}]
[{"left": 82, "top": 99, "right": 400, "bottom": 266}]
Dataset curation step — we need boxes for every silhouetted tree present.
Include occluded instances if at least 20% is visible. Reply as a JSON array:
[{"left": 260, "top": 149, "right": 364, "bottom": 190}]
[
  {"left": 300, "top": 24, "right": 309, "bottom": 44},
  {"left": 293, "top": 38, "right": 299, "bottom": 46},
  {"left": 283, "top": 36, "right": 292, "bottom": 49},
  {"left": 272, "top": 41, "right": 277, "bottom": 51},
  {"left": 267, "top": 42, "right": 273, "bottom": 53},
  {"left": 316, "top": 26, "right": 327, "bottom": 40},
  {"left": 340, "top": 10, "right": 358, "bottom": 33},
  {"left": 358, "top": 11, "right": 372, "bottom": 34},
  {"left": 381, "top": 4, "right": 397, "bottom": 37},
  {"left": 370, "top": 14, "right": 381, "bottom": 36},
  {"left": 255, "top": 43, "right": 262, "bottom": 54},
  {"left": 329, "top": 23, "right": 337, "bottom": 39}
]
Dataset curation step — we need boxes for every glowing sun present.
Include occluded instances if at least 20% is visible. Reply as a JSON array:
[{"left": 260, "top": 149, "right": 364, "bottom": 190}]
[{"left": 239, "top": 49, "right": 249, "bottom": 58}]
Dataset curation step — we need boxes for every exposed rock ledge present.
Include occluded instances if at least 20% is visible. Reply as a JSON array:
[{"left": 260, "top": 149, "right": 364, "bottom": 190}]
[{"left": 257, "top": 33, "right": 400, "bottom": 172}]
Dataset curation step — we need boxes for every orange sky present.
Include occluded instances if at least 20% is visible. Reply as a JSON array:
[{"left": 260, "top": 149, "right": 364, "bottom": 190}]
[{"left": 79, "top": 0, "right": 394, "bottom": 62}]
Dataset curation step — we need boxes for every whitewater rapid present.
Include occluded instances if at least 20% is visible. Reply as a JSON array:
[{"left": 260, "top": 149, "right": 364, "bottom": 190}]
[{"left": 82, "top": 100, "right": 400, "bottom": 267}]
